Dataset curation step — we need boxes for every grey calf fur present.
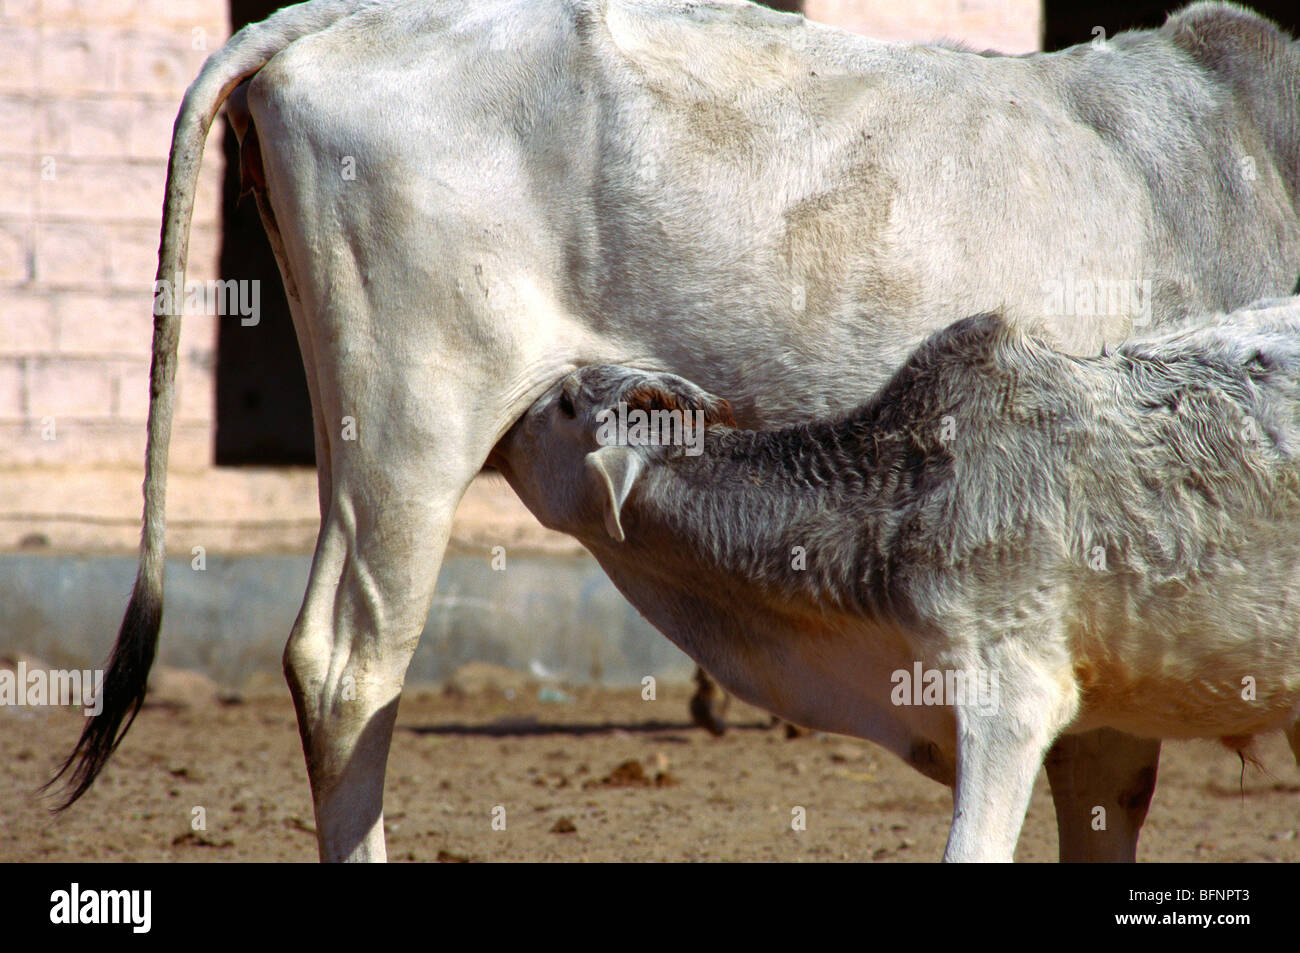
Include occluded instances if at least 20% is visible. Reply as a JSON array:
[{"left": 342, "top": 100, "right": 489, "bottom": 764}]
[{"left": 497, "top": 298, "right": 1300, "bottom": 860}]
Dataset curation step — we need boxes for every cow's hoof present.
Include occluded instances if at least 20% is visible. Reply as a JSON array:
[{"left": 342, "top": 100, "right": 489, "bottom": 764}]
[{"left": 690, "top": 692, "right": 728, "bottom": 736}]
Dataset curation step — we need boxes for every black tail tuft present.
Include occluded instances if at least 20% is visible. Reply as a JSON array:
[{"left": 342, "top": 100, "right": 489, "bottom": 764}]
[{"left": 41, "top": 577, "right": 162, "bottom": 811}]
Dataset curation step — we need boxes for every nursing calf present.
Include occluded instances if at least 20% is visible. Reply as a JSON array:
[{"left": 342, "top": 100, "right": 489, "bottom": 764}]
[{"left": 495, "top": 299, "right": 1300, "bottom": 861}]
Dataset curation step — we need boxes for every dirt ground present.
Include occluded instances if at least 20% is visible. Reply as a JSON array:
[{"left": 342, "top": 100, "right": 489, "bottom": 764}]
[{"left": 3, "top": 667, "right": 1298, "bottom": 863}]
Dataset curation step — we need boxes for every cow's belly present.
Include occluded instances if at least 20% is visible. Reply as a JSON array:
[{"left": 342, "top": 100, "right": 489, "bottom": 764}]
[
  {"left": 592, "top": 556, "right": 959, "bottom": 777},
  {"left": 699, "top": 618, "right": 960, "bottom": 781}
]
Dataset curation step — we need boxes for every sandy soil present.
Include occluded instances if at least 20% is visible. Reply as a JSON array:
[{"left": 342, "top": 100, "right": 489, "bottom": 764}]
[{"left": 3, "top": 671, "right": 1298, "bottom": 863}]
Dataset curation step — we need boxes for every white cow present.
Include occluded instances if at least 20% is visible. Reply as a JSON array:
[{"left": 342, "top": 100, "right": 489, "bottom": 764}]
[{"left": 49, "top": 0, "right": 1300, "bottom": 862}]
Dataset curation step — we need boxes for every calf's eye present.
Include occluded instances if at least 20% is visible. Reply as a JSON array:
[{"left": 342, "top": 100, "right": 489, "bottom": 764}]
[{"left": 558, "top": 389, "right": 576, "bottom": 418}]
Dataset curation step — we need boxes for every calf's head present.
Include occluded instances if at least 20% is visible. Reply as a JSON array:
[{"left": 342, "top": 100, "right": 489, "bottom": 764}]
[{"left": 496, "top": 366, "right": 736, "bottom": 544}]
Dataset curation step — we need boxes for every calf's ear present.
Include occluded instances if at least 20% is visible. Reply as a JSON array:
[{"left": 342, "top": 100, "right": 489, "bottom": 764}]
[{"left": 584, "top": 445, "right": 645, "bottom": 542}]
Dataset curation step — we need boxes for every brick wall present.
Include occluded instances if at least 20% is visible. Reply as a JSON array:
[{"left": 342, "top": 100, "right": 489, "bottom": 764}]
[
  {"left": 0, "top": 0, "right": 250, "bottom": 551},
  {"left": 0, "top": 0, "right": 229, "bottom": 456},
  {"left": 807, "top": 0, "right": 1041, "bottom": 52}
]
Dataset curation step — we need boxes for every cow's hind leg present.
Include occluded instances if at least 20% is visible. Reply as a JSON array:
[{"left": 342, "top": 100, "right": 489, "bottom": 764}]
[
  {"left": 280, "top": 333, "right": 492, "bottom": 863},
  {"left": 244, "top": 135, "right": 478, "bottom": 862},
  {"left": 1045, "top": 729, "right": 1160, "bottom": 862},
  {"left": 285, "top": 472, "right": 466, "bottom": 862}
]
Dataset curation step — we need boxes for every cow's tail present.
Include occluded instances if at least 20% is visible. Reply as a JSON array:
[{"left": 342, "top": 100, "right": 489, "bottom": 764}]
[{"left": 44, "top": 0, "right": 369, "bottom": 811}]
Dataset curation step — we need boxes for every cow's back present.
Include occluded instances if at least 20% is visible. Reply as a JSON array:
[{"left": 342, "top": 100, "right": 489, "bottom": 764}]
[{"left": 245, "top": 0, "right": 1300, "bottom": 432}]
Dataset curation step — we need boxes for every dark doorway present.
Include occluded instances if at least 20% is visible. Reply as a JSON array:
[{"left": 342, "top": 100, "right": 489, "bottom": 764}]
[
  {"left": 1043, "top": 0, "right": 1298, "bottom": 51},
  {"left": 215, "top": 1, "right": 315, "bottom": 465}
]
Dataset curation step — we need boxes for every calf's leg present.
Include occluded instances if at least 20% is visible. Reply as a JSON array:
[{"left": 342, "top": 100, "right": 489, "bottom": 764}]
[{"left": 943, "top": 646, "right": 1079, "bottom": 862}]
